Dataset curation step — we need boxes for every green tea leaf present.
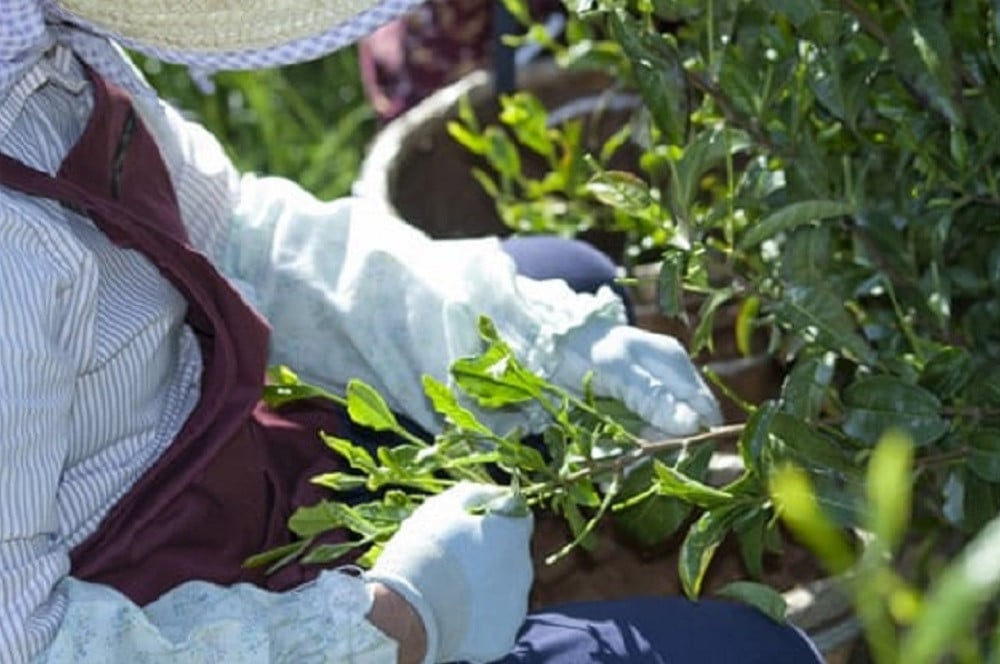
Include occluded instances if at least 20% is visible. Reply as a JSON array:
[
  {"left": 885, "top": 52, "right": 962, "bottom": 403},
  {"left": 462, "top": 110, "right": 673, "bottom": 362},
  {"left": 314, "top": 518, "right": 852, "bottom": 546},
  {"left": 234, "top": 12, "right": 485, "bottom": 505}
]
[
  {"left": 320, "top": 433, "right": 377, "bottom": 473},
  {"left": 969, "top": 429, "right": 1000, "bottom": 483},
  {"left": 653, "top": 459, "right": 734, "bottom": 508},
  {"left": 768, "top": 413, "right": 857, "bottom": 476},
  {"left": 740, "top": 200, "right": 853, "bottom": 249},
  {"left": 781, "top": 353, "right": 836, "bottom": 420},
  {"left": 288, "top": 501, "right": 379, "bottom": 539},
  {"left": 422, "top": 375, "right": 492, "bottom": 434},
  {"left": 901, "top": 513, "right": 1000, "bottom": 662},
  {"left": 843, "top": 376, "right": 949, "bottom": 447},
  {"left": 609, "top": 10, "right": 688, "bottom": 144},
  {"left": 770, "top": 466, "right": 856, "bottom": 575},
  {"left": 776, "top": 285, "right": 875, "bottom": 364},
  {"left": 310, "top": 471, "right": 367, "bottom": 492},
  {"left": 679, "top": 505, "right": 742, "bottom": 598},
  {"left": 715, "top": 581, "right": 788, "bottom": 623},
  {"left": 866, "top": 430, "right": 915, "bottom": 554},
  {"left": 499, "top": 92, "right": 554, "bottom": 159},
  {"left": 300, "top": 541, "right": 363, "bottom": 565},
  {"left": 735, "top": 296, "right": 761, "bottom": 357},
  {"left": 451, "top": 343, "right": 547, "bottom": 407},
  {"left": 586, "top": 170, "right": 657, "bottom": 215},
  {"left": 243, "top": 539, "right": 310, "bottom": 570},
  {"left": 739, "top": 401, "right": 779, "bottom": 473},
  {"left": 346, "top": 379, "right": 401, "bottom": 432},
  {"left": 920, "top": 347, "right": 973, "bottom": 400},
  {"left": 657, "top": 251, "right": 685, "bottom": 318}
]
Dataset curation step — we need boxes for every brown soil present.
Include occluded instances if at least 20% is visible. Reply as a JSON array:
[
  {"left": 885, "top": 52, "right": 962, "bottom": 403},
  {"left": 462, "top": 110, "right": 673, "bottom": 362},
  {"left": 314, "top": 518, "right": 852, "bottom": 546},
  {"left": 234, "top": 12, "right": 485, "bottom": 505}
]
[{"left": 529, "top": 511, "right": 821, "bottom": 610}]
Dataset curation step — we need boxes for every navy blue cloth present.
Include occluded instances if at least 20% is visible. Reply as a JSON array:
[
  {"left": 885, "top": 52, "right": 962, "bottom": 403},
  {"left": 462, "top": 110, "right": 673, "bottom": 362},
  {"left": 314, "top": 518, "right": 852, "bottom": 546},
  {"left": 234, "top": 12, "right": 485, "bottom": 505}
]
[
  {"left": 494, "top": 597, "right": 823, "bottom": 663},
  {"left": 500, "top": 236, "right": 635, "bottom": 324}
]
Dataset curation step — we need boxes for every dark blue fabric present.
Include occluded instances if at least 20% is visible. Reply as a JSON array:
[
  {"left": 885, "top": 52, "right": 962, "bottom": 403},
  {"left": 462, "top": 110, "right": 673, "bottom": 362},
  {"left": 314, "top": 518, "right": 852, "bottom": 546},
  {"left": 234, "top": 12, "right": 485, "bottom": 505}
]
[
  {"left": 493, "top": 597, "right": 824, "bottom": 663},
  {"left": 499, "top": 236, "right": 635, "bottom": 324}
]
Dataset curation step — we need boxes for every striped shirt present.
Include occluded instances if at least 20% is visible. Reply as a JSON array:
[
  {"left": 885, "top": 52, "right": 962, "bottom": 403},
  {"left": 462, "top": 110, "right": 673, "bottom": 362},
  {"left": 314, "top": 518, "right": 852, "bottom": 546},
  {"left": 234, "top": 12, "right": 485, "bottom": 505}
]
[{"left": 0, "top": 41, "right": 625, "bottom": 664}]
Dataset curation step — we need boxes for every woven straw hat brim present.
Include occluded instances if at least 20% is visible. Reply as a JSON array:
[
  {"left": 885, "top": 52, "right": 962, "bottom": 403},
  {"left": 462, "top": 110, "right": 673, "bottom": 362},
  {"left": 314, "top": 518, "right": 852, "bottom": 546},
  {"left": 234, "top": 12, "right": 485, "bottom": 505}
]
[{"left": 56, "top": 0, "right": 380, "bottom": 53}]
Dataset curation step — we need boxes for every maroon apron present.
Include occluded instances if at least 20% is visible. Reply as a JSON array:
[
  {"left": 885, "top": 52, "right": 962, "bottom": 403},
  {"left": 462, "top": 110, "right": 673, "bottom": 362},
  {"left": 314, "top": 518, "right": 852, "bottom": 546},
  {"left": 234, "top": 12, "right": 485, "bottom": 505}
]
[{"left": 0, "top": 68, "right": 348, "bottom": 604}]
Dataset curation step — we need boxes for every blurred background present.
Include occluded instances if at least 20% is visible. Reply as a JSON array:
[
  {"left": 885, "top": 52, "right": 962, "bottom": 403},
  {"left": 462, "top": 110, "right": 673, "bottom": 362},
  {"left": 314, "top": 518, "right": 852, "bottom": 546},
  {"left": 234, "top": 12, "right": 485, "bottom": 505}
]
[{"left": 137, "top": 49, "right": 375, "bottom": 201}]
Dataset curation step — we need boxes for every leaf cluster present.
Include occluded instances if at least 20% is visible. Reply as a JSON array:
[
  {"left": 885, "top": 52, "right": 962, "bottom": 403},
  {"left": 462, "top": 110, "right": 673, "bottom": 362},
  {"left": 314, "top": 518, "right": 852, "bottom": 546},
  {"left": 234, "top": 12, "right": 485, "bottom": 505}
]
[{"left": 448, "top": 0, "right": 1000, "bottom": 655}]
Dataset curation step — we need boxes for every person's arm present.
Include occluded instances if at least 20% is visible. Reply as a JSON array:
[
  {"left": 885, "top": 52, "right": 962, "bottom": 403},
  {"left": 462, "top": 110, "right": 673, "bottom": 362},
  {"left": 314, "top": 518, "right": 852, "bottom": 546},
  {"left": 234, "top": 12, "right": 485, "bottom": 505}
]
[
  {"left": 144, "top": 81, "right": 720, "bottom": 438},
  {"left": 0, "top": 210, "right": 401, "bottom": 664}
]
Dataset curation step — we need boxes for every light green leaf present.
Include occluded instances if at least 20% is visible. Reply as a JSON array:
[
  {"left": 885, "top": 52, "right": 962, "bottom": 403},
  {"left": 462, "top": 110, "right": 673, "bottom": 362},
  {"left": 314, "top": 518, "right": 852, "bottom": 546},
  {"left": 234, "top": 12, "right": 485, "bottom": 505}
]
[
  {"left": 319, "top": 433, "right": 377, "bottom": 473},
  {"left": 769, "top": 466, "right": 856, "bottom": 575},
  {"left": 901, "top": 513, "right": 1000, "bottom": 663},
  {"left": 346, "top": 379, "right": 400, "bottom": 432},
  {"left": 310, "top": 472, "right": 367, "bottom": 492},
  {"left": 300, "top": 541, "right": 364, "bottom": 565},
  {"left": 715, "top": 581, "right": 788, "bottom": 623},
  {"left": 243, "top": 539, "right": 310, "bottom": 570},
  {"left": 288, "top": 501, "right": 379, "bottom": 539},
  {"left": 866, "top": 430, "right": 914, "bottom": 554},
  {"left": 653, "top": 459, "right": 734, "bottom": 508},
  {"left": 739, "top": 200, "right": 853, "bottom": 249},
  {"left": 735, "top": 296, "right": 761, "bottom": 357},
  {"left": 679, "top": 506, "right": 742, "bottom": 598},
  {"left": 586, "top": 170, "right": 656, "bottom": 215},
  {"left": 422, "top": 375, "right": 492, "bottom": 434},
  {"left": 451, "top": 343, "right": 547, "bottom": 407}
]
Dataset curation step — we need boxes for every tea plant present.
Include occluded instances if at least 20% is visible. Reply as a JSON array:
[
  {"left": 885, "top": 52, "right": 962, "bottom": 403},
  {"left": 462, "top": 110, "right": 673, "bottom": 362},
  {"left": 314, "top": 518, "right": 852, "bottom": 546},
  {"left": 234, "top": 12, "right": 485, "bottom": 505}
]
[{"left": 248, "top": 317, "right": 788, "bottom": 619}]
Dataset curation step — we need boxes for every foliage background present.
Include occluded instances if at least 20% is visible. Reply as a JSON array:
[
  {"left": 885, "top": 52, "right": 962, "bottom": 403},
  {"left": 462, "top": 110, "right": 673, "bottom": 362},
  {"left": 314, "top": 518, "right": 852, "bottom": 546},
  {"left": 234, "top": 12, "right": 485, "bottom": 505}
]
[{"left": 137, "top": 48, "right": 375, "bottom": 201}]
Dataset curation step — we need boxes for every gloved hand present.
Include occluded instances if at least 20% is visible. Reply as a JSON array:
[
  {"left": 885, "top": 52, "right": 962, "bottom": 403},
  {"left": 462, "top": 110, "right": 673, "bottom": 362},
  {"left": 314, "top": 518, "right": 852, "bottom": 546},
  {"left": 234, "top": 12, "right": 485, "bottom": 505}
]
[
  {"left": 366, "top": 482, "right": 534, "bottom": 664},
  {"left": 551, "top": 320, "right": 723, "bottom": 436}
]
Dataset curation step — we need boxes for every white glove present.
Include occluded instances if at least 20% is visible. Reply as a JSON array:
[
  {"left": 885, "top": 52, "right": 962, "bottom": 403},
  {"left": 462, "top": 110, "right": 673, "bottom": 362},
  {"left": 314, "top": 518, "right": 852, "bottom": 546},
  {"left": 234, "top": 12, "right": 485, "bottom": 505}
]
[
  {"left": 366, "top": 483, "right": 534, "bottom": 663},
  {"left": 551, "top": 320, "right": 723, "bottom": 435}
]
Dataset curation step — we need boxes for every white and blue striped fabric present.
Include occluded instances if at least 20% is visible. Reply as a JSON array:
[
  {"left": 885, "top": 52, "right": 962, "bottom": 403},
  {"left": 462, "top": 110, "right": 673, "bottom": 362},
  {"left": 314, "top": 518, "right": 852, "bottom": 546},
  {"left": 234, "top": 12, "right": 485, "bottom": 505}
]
[{"left": 0, "top": 15, "right": 628, "bottom": 663}]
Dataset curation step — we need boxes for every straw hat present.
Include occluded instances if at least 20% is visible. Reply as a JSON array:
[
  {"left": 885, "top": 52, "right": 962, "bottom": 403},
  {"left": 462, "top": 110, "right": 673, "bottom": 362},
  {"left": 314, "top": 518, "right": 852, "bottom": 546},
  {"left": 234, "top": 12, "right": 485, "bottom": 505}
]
[{"left": 56, "top": 0, "right": 412, "bottom": 52}]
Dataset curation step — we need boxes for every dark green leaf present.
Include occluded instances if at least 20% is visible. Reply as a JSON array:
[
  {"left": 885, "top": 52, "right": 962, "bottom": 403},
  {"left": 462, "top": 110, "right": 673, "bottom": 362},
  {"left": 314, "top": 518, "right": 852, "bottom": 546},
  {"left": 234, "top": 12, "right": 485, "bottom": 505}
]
[
  {"left": 657, "top": 251, "right": 686, "bottom": 318},
  {"left": 734, "top": 509, "right": 768, "bottom": 579},
  {"left": 739, "top": 200, "right": 853, "bottom": 250},
  {"left": 969, "top": 429, "right": 1000, "bottom": 483},
  {"left": 781, "top": 353, "right": 836, "bottom": 420},
  {"left": 891, "top": 17, "right": 963, "bottom": 126},
  {"left": 715, "top": 581, "right": 788, "bottom": 623},
  {"left": 842, "top": 376, "right": 949, "bottom": 447},
  {"left": 346, "top": 379, "right": 400, "bottom": 432},
  {"left": 768, "top": 413, "right": 857, "bottom": 475},
  {"left": 920, "top": 347, "right": 973, "bottom": 400},
  {"left": 739, "top": 401, "right": 779, "bottom": 473},
  {"left": 776, "top": 285, "right": 875, "bottom": 364},
  {"left": 609, "top": 10, "right": 687, "bottom": 144},
  {"left": 671, "top": 128, "right": 750, "bottom": 215}
]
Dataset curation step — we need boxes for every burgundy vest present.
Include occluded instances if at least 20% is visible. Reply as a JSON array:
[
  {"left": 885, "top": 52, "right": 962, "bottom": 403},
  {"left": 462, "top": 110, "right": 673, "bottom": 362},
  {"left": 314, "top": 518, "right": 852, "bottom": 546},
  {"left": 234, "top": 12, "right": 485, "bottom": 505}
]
[{"left": 0, "top": 68, "right": 348, "bottom": 603}]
